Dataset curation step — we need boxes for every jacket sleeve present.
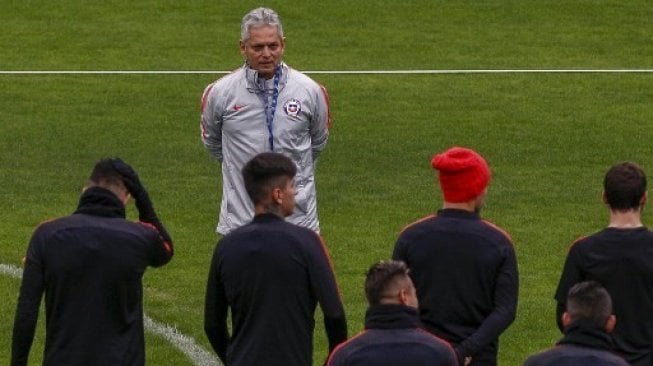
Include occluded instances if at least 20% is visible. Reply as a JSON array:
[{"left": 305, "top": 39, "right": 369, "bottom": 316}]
[
  {"left": 306, "top": 234, "right": 347, "bottom": 352},
  {"left": 200, "top": 82, "right": 224, "bottom": 162},
  {"left": 392, "top": 235, "right": 408, "bottom": 263},
  {"left": 554, "top": 244, "right": 584, "bottom": 332},
  {"left": 12, "top": 231, "right": 46, "bottom": 366},
  {"left": 456, "top": 243, "right": 519, "bottom": 359},
  {"left": 204, "top": 244, "right": 230, "bottom": 363},
  {"left": 309, "top": 83, "right": 330, "bottom": 162},
  {"left": 130, "top": 186, "right": 173, "bottom": 267}
]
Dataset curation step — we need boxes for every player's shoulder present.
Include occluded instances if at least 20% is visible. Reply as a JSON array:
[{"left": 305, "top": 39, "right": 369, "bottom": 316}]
[
  {"left": 208, "top": 67, "right": 245, "bottom": 91},
  {"left": 286, "top": 66, "right": 322, "bottom": 90},
  {"left": 399, "top": 214, "right": 438, "bottom": 236},
  {"left": 480, "top": 219, "right": 513, "bottom": 243}
]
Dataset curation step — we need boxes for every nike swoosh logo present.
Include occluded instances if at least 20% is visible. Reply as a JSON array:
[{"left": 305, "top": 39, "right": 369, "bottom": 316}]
[{"left": 233, "top": 104, "right": 246, "bottom": 111}]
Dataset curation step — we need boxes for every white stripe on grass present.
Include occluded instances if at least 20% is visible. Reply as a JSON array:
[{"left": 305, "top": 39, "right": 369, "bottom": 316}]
[
  {"left": 1, "top": 263, "right": 220, "bottom": 366},
  {"left": 0, "top": 69, "right": 651, "bottom": 75}
]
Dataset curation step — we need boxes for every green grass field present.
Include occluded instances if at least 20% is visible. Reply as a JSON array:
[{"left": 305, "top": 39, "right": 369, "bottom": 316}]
[{"left": 1, "top": 1, "right": 652, "bottom": 365}]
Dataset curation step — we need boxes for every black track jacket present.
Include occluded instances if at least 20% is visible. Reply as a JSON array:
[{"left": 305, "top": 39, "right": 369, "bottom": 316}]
[
  {"left": 327, "top": 304, "right": 457, "bottom": 366},
  {"left": 393, "top": 208, "right": 518, "bottom": 365},
  {"left": 204, "top": 213, "right": 347, "bottom": 366},
  {"left": 11, "top": 187, "right": 173, "bottom": 366}
]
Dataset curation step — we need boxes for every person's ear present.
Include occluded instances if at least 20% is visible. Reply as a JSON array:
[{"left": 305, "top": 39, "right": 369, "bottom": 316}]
[
  {"left": 272, "top": 187, "right": 283, "bottom": 205},
  {"left": 602, "top": 191, "right": 608, "bottom": 205},
  {"left": 398, "top": 289, "right": 409, "bottom": 306},
  {"left": 640, "top": 191, "right": 648, "bottom": 206},
  {"left": 561, "top": 312, "right": 572, "bottom": 328},
  {"left": 239, "top": 40, "right": 246, "bottom": 57},
  {"left": 605, "top": 314, "right": 616, "bottom": 333}
]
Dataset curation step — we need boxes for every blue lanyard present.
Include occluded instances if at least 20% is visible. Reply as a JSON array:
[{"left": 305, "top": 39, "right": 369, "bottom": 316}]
[{"left": 265, "top": 66, "right": 282, "bottom": 151}]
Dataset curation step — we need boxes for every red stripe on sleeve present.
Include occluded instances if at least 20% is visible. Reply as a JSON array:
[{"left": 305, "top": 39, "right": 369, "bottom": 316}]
[
  {"left": 200, "top": 83, "right": 215, "bottom": 112},
  {"left": 481, "top": 220, "right": 514, "bottom": 243},
  {"left": 318, "top": 83, "right": 332, "bottom": 129},
  {"left": 138, "top": 221, "right": 173, "bottom": 254},
  {"left": 315, "top": 233, "right": 343, "bottom": 300},
  {"left": 399, "top": 214, "right": 437, "bottom": 234}
]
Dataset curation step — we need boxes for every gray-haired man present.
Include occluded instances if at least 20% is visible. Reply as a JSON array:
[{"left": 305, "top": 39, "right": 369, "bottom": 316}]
[{"left": 200, "top": 7, "right": 331, "bottom": 235}]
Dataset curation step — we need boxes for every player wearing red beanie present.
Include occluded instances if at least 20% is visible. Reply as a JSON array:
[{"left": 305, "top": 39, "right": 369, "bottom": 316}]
[{"left": 393, "top": 146, "right": 518, "bottom": 366}]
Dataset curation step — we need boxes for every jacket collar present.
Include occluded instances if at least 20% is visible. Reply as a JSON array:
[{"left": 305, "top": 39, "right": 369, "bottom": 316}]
[
  {"left": 74, "top": 186, "right": 125, "bottom": 218},
  {"left": 557, "top": 320, "right": 616, "bottom": 352},
  {"left": 364, "top": 304, "right": 423, "bottom": 330},
  {"left": 244, "top": 62, "right": 288, "bottom": 93},
  {"left": 437, "top": 208, "right": 481, "bottom": 220},
  {"left": 252, "top": 212, "right": 285, "bottom": 224}
]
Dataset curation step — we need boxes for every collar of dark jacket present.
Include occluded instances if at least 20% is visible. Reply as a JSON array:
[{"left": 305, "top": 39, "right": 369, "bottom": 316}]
[
  {"left": 364, "top": 304, "right": 422, "bottom": 330},
  {"left": 437, "top": 208, "right": 481, "bottom": 220},
  {"left": 74, "top": 186, "right": 126, "bottom": 218},
  {"left": 252, "top": 212, "right": 285, "bottom": 223},
  {"left": 557, "top": 320, "right": 615, "bottom": 352}
]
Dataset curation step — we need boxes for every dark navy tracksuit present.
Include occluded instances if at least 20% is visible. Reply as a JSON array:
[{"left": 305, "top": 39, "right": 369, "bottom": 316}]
[
  {"left": 393, "top": 208, "right": 518, "bottom": 365},
  {"left": 555, "top": 227, "right": 653, "bottom": 366},
  {"left": 327, "top": 304, "right": 457, "bottom": 366},
  {"left": 11, "top": 187, "right": 173, "bottom": 366},
  {"left": 204, "top": 213, "right": 347, "bottom": 366},
  {"left": 523, "top": 321, "right": 629, "bottom": 366}
]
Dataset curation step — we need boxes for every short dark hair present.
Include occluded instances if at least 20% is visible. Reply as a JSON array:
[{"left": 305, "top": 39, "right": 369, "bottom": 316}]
[
  {"left": 566, "top": 281, "right": 612, "bottom": 327},
  {"left": 365, "top": 260, "right": 410, "bottom": 305},
  {"left": 604, "top": 162, "right": 647, "bottom": 211},
  {"left": 89, "top": 158, "right": 124, "bottom": 188},
  {"left": 242, "top": 153, "right": 297, "bottom": 205}
]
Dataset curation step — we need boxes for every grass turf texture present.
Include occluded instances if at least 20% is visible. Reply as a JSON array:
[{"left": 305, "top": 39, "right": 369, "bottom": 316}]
[{"left": 1, "top": 1, "right": 652, "bottom": 365}]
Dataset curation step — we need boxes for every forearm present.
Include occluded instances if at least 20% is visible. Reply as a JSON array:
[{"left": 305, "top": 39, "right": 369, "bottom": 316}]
[
  {"left": 324, "top": 314, "right": 348, "bottom": 351},
  {"left": 204, "top": 325, "right": 229, "bottom": 362},
  {"left": 133, "top": 190, "right": 172, "bottom": 245},
  {"left": 458, "top": 253, "right": 518, "bottom": 358},
  {"left": 455, "top": 306, "right": 515, "bottom": 358},
  {"left": 12, "top": 267, "right": 42, "bottom": 366}
]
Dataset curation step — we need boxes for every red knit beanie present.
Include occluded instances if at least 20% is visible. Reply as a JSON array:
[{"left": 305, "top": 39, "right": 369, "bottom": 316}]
[{"left": 431, "top": 146, "right": 491, "bottom": 203}]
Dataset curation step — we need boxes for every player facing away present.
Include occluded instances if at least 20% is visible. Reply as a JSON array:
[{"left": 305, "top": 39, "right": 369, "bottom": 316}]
[
  {"left": 555, "top": 162, "right": 653, "bottom": 366},
  {"left": 524, "top": 281, "right": 628, "bottom": 366},
  {"left": 327, "top": 260, "right": 457, "bottom": 366},
  {"left": 393, "top": 146, "right": 518, "bottom": 366},
  {"left": 204, "top": 152, "right": 347, "bottom": 366},
  {"left": 11, "top": 158, "right": 174, "bottom": 366},
  {"left": 200, "top": 7, "right": 331, "bottom": 235}
]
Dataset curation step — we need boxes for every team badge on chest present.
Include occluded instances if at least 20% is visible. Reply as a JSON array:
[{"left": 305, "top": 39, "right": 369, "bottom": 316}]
[{"left": 283, "top": 98, "right": 302, "bottom": 117}]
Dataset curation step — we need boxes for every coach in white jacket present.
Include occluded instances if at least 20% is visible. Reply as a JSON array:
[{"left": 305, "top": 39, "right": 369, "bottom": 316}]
[{"left": 201, "top": 7, "right": 330, "bottom": 235}]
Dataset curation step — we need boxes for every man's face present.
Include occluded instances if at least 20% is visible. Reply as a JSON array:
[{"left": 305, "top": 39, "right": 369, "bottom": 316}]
[
  {"left": 240, "top": 25, "right": 285, "bottom": 79},
  {"left": 280, "top": 178, "right": 297, "bottom": 217}
]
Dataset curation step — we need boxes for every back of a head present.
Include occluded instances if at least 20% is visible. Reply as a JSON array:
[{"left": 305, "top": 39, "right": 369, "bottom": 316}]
[
  {"left": 365, "top": 260, "right": 411, "bottom": 306},
  {"left": 566, "top": 281, "right": 612, "bottom": 327},
  {"left": 241, "top": 7, "right": 283, "bottom": 42},
  {"left": 603, "top": 162, "right": 647, "bottom": 211},
  {"left": 242, "top": 152, "right": 297, "bottom": 206},
  {"left": 89, "top": 158, "right": 125, "bottom": 191},
  {"left": 431, "top": 146, "right": 491, "bottom": 203}
]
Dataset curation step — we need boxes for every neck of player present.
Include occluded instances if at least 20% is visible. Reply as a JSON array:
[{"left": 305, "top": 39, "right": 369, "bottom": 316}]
[{"left": 608, "top": 208, "right": 643, "bottom": 228}]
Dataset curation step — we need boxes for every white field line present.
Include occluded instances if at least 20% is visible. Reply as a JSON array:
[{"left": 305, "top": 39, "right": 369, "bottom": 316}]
[
  {"left": 0, "top": 69, "right": 652, "bottom": 75},
  {"left": 0, "top": 263, "right": 220, "bottom": 366}
]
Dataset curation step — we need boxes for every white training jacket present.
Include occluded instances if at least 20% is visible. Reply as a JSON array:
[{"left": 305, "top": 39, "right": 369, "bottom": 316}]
[{"left": 200, "top": 63, "right": 330, "bottom": 235}]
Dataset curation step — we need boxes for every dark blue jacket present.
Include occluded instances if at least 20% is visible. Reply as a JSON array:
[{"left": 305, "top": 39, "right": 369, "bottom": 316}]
[
  {"left": 205, "top": 213, "right": 347, "bottom": 366},
  {"left": 523, "top": 321, "right": 629, "bottom": 366},
  {"left": 327, "top": 304, "right": 457, "bottom": 366},
  {"left": 12, "top": 187, "right": 173, "bottom": 366},
  {"left": 393, "top": 208, "right": 518, "bottom": 365},
  {"left": 555, "top": 227, "right": 653, "bottom": 366}
]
